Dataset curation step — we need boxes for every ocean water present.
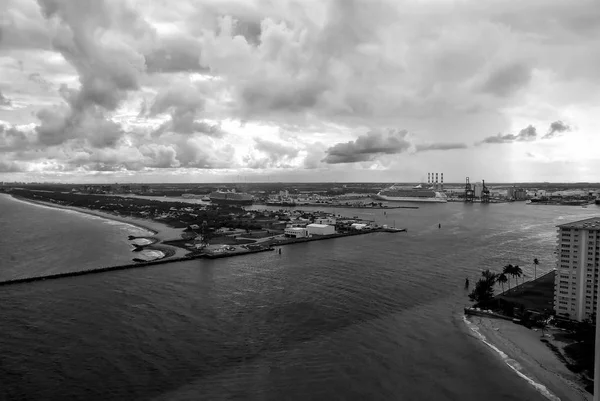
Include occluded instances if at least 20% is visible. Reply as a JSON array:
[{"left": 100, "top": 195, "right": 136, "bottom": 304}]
[
  {"left": 0, "top": 194, "right": 153, "bottom": 279},
  {"left": 1, "top": 197, "right": 599, "bottom": 400}
]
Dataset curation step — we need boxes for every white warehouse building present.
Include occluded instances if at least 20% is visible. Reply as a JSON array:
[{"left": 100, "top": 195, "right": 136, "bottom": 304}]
[{"left": 307, "top": 223, "right": 335, "bottom": 236}]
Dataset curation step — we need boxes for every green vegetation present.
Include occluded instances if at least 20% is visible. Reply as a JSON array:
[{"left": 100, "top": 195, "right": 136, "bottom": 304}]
[
  {"left": 468, "top": 270, "right": 497, "bottom": 303},
  {"left": 12, "top": 189, "right": 256, "bottom": 231}
]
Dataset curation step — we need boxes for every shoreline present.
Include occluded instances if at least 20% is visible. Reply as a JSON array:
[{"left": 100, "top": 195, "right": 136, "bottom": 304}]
[
  {"left": 8, "top": 194, "right": 187, "bottom": 260},
  {"left": 463, "top": 315, "right": 591, "bottom": 401}
]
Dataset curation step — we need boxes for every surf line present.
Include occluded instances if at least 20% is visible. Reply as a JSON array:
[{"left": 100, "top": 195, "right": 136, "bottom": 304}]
[{"left": 462, "top": 316, "right": 561, "bottom": 401}]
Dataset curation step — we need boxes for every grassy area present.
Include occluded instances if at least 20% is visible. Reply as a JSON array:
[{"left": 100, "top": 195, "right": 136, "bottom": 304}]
[{"left": 495, "top": 270, "right": 555, "bottom": 313}]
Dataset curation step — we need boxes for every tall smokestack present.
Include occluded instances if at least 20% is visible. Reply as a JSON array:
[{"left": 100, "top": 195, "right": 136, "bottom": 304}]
[
  {"left": 435, "top": 173, "right": 439, "bottom": 184},
  {"left": 428, "top": 173, "right": 430, "bottom": 184}
]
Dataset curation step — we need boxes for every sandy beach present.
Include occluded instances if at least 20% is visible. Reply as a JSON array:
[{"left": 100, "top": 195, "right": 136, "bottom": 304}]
[
  {"left": 10, "top": 195, "right": 189, "bottom": 259},
  {"left": 464, "top": 315, "right": 591, "bottom": 401}
]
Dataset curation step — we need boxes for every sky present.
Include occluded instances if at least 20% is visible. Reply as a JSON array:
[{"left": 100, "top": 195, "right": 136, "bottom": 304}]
[{"left": 0, "top": 0, "right": 598, "bottom": 184}]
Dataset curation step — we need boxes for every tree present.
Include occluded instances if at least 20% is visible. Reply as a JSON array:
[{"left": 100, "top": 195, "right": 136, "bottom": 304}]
[
  {"left": 497, "top": 273, "right": 508, "bottom": 295},
  {"left": 503, "top": 264, "right": 514, "bottom": 291},
  {"left": 513, "top": 265, "right": 523, "bottom": 287},
  {"left": 533, "top": 258, "right": 539, "bottom": 280},
  {"left": 468, "top": 269, "right": 498, "bottom": 303}
]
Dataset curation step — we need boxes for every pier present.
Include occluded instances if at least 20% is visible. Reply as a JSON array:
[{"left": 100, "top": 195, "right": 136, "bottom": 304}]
[{"left": 0, "top": 228, "right": 406, "bottom": 287}]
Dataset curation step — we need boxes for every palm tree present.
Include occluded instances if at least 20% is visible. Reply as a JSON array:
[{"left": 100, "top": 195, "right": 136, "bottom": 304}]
[
  {"left": 513, "top": 265, "right": 523, "bottom": 288},
  {"left": 497, "top": 273, "right": 508, "bottom": 295},
  {"left": 533, "top": 258, "right": 539, "bottom": 280},
  {"left": 503, "top": 264, "right": 514, "bottom": 291}
]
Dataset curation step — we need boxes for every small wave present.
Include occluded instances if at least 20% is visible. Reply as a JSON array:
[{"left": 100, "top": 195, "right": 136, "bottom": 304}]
[{"left": 462, "top": 316, "right": 561, "bottom": 401}]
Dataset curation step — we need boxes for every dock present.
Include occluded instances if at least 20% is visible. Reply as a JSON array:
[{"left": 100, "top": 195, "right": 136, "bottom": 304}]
[{"left": 0, "top": 228, "right": 406, "bottom": 287}]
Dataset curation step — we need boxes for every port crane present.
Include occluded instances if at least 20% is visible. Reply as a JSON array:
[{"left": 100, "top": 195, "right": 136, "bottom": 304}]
[
  {"left": 465, "top": 177, "right": 475, "bottom": 202},
  {"left": 481, "top": 180, "right": 491, "bottom": 203}
]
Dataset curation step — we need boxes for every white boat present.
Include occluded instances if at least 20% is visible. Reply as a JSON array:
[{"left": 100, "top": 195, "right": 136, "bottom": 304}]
[{"left": 374, "top": 184, "right": 448, "bottom": 203}]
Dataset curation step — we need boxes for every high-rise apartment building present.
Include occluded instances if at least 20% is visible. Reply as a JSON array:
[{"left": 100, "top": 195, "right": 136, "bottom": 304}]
[{"left": 554, "top": 217, "right": 600, "bottom": 322}]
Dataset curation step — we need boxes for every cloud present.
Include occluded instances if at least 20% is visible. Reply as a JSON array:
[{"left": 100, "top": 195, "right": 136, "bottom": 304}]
[
  {"left": 145, "top": 35, "right": 209, "bottom": 74},
  {"left": 244, "top": 137, "right": 300, "bottom": 168},
  {"left": 32, "top": 0, "right": 151, "bottom": 148},
  {"left": 0, "top": 91, "right": 12, "bottom": 107},
  {"left": 303, "top": 142, "right": 328, "bottom": 169},
  {"left": 415, "top": 142, "right": 469, "bottom": 152},
  {"left": 542, "top": 120, "right": 571, "bottom": 139},
  {"left": 479, "top": 125, "right": 537, "bottom": 144},
  {"left": 323, "top": 129, "right": 411, "bottom": 164},
  {"left": 481, "top": 63, "right": 532, "bottom": 97},
  {"left": 28, "top": 73, "right": 54, "bottom": 91},
  {"left": 2, "top": 0, "right": 600, "bottom": 182},
  {"left": 0, "top": 124, "right": 33, "bottom": 151},
  {"left": 0, "top": 159, "right": 23, "bottom": 172},
  {"left": 145, "top": 81, "right": 225, "bottom": 137}
]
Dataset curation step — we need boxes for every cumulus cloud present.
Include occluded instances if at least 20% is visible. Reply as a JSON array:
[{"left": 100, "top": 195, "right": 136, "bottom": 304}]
[
  {"left": 323, "top": 129, "right": 411, "bottom": 164},
  {"left": 32, "top": 0, "right": 151, "bottom": 147},
  {"left": 0, "top": 124, "right": 33, "bottom": 151},
  {"left": 543, "top": 120, "right": 571, "bottom": 139},
  {"left": 244, "top": 137, "right": 300, "bottom": 168},
  {"left": 145, "top": 35, "right": 208, "bottom": 74},
  {"left": 415, "top": 142, "right": 469, "bottom": 152},
  {"left": 1, "top": 0, "right": 600, "bottom": 181},
  {"left": 0, "top": 91, "right": 12, "bottom": 107},
  {"left": 145, "top": 82, "right": 224, "bottom": 137},
  {"left": 479, "top": 125, "right": 537, "bottom": 144}
]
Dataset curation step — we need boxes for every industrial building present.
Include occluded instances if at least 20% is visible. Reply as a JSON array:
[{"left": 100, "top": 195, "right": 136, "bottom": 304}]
[
  {"left": 284, "top": 227, "right": 308, "bottom": 238},
  {"left": 314, "top": 217, "right": 336, "bottom": 225},
  {"left": 507, "top": 186, "right": 527, "bottom": 200},
  {"left": 554, "top": 217, "right": 600, "bottom": 321},
  {"left": 306, "top": 224, "right": 335, "bottom": 236}
]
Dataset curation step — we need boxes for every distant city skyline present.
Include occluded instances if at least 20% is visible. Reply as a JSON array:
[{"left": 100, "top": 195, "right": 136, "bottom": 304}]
[{"left": 1, "top": 0, "right": 599, "bottom": 183}]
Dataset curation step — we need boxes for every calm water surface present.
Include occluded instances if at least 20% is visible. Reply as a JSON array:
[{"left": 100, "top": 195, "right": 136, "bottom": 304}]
[
  {"left": 0, "top": 194, "right": 153, "bottom": 279},
  {"left": 1, "top": 198, "right": 598, "bottom": 400}
]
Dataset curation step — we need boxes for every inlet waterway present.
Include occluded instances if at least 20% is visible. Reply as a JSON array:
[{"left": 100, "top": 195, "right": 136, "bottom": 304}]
[{"left": 1, "top": 196, "right": 598, "bottom": 400}]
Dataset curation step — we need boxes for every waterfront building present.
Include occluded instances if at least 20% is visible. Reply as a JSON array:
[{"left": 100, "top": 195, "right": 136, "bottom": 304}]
[
  {"left": 284, "top": 227, "right": 309, "bottom": 238},
  {"left": 554, "top": 217, "right": 600, "bottom": 322},
  {"left": 507, "top": 186, "right": 527, "bottom": 200},
  {"left": 306, "top": 224, "right": 335, "bottom": 236},
  {"left": 314, "top": 217, "right": 336, "bottom": 225},
  {"left": 474, "top": 182, "right": 483, "bottom": 198}
]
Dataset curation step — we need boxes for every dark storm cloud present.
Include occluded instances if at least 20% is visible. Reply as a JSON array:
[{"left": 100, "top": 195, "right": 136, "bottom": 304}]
[
  {"left": 542, "top": 120, "right": 571, "bottom": 139},
  {"left": 479, "top": 125, "right": 537, "bottom": 144},
  {"left": 323, "top": 129, "right": 411, "bottom": 164}
]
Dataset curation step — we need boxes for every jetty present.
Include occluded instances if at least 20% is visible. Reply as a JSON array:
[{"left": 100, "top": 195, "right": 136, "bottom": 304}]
[{"left": 0, "top": 228, "right": 406, "bottom": 287}]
